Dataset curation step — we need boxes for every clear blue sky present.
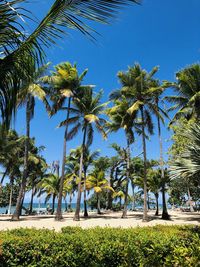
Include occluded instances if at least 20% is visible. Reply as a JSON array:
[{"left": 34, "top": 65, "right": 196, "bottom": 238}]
[{"left": 13, "top": 0, "right": 200, "bottom": 201}]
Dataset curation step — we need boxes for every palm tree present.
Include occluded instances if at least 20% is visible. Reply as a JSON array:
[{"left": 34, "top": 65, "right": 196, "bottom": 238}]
[
  {"left": 86, "top": 170, "right": 114, "bottom": 214},
  {"left": 58, "top": 87, "right": 107, "bottom": 220},
  {"left": 12, "top": 66, "right": 49, "bottom": 221},
  {"left": 38, "top": 174, "right": 60, "bottom": 214},
  {"left": 170, "top": 123, "right": 200, "bottom": 211},
  {"left": 165, "top": 64, "right": 200, "bottom": 124},
  {"left": 1, "top": 0, "right": 139, "bottom": 127},
  {"left": 147, "top": 169, "right": 161, "bottom": 216},
  {"left": 42, "top": 62, "right": 88, "bottom": 220},
  {"left": 151, "top": 79, "right": 170, "bottom": 219},
  {"left": 27, "top": 155, "right": 47, "bottom": 215},
  {"left": 112, "top": 63, "right": 163, "bottom": 221},
  {"left": 82, "top": 148, "right": 100, "bottom": 217},
  {"left": 106, "top": 97, "right": 140, "bottom": 217}
]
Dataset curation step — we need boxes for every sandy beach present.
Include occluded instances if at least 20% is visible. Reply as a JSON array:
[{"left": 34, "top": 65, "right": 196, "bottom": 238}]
[{"left": 0, "top": 210, "right": 199, "bottom": 231}]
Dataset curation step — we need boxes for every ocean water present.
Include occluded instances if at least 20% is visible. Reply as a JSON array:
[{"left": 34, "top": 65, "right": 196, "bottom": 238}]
[{"left": 0, "top": 203, "right": 168, "bottom": 215}]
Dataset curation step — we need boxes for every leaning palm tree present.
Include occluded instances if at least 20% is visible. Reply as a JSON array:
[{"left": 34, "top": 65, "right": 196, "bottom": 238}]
[
  {"left": 106, "top": 99, "right": 140, "bottom": 217},
  {"left": 42, "top": 62, "right": 88, "bottom": 221},
  {"left": 58, "top": 87, "right": 107, "bottom": 220},
  {"left": 0, "top": 0, "right": 139, "bottom": 127},
  {"left": 12, "top": 66, "right": 49, "bottom": 221},
  {"left": 111, "top": 63, "right": 164, "bottom": 221}
]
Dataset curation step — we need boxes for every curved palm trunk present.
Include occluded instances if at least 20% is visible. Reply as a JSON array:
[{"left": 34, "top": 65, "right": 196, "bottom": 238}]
[
  {"left": 74, "top": 126, "right": 87, "bottom": 221},
  {"left": 51, "top": 194, "right": 56, "bottom": 215},
  {"left": 83, "top": 169, "right": 88, "bottom": 217},
  {"left": 56, "top": 98, "right": 71, "bottom": 221},
  {"left": 8, "top": 176, "right": 14, "bottom": 215},
  {"left": 122, "top": 141, "right": 130, "bottom": 218},
  {"left": 156, "top": 99, "right": 170, "bottom": 220},
  {"left": 141, "top": 107, "right": 148, "bottom": 222},
  {"left": 12, "top": 97, "right": 30, "bottom": 220},
  {"left": 155, "top": 192, "right": 159, "bottom": 216}
]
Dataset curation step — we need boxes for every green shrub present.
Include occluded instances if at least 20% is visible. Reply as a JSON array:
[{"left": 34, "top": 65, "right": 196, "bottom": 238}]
[{"left": 0, "top": 225, "right": 199, "bottom": 266}]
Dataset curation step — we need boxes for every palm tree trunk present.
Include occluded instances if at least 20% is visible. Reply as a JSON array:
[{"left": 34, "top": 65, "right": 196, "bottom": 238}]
[
  {"left": 8, "top": 176, "right": 14, "bottom": 215},
  {"left": 187, "top": 187, "right": 194, "bottom": 212},
  {"left": 97, "top": 193, "right": 101, "bottom": 214},
  {"left": 156, "top": 99, "right": 170, "bottom": 220},
  {"left": 147, "top": 190, "right": 151, "bottom": 210},
  {"left": 74, "top": 126, "right": 87, "bottom": 221},
  {"left": 68, "top": 192, "right": 72, "bottom": 211},
  {"left": 122, "top": 141, "right": 130, "bottom": 218},
  {"left": 131, "top": 181, "right": 136, "bottom": 210},
  {"left": 155, "top": 192, "right": 159, "bottom": 216},
  {"left": 64, "top": 196, "right": 67, "bottom": 211},
  {"left": 1, "top": 166, "right": 9, "bottom": 184},
  {"left": 119, "top": 196, "right": 122, "bottom": 209},
  {"left": 107, "top": 168, "right": 114, "bottom": 210},
  {"left": 141, "top": 107, "right": 148, "bottom": 222},
  {"left": 52, "top": 194, "right": 56, "bottom": 215},
  {"left": 12, "top": 97, "right": 30, "bottom": 220},
  {"left": 83, "top": 170, "right": 88, "bottom": 217},
  {"left": 29, "top": 186, "right": 35, "bottom": 215},
  {"left": 56, "top": 98, "right": 71, "bottom": 221}
]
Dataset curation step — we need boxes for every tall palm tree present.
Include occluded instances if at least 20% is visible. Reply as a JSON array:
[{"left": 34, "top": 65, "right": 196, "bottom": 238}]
[
  {"left": 106, "top": 97, "right": 140, "bottom": 218},
  {"left": 1, "top": 0, "right": 139, "bottom": 127},
  {"left": 12, "top": 66, "right": 49, "bottom": 221},
  {"left": 112, "top": 63, "right": 163, "bottom": 221},
  {"left": 42, "top": 62, "right": 88, "bottom": 220},
  {"left": 150, "top": 79, "right": 170, "bottom": 219},
  {"left": 58, "top": 87, "right": 107, "bottom": 220}
]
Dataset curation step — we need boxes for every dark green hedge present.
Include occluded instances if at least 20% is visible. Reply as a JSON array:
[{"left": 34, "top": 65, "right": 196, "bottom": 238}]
[{"left": 0, "top": 225, "right": 199, "bottom": 267}]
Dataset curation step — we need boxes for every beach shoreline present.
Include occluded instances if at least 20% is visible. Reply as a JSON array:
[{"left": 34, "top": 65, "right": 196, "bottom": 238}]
[{"left": 0, "top": 210, "right": 199, "bottom": 231}]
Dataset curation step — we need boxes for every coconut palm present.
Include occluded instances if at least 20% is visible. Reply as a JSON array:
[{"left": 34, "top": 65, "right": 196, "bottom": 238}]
[
  {"left": 111, "top": 63, "right": 164, "bottom": 221},
  {"left": 12, "top": 66, "right": 49, "bottom": 221},
  {"left": 42, "top": 62, "right": 88, "bottom": 221},
  {"left": 86, "top": 170, "right": 114, "bottom": 214},
  {"left": 58, "top": 87, "right": 107, "bottom": 220},
  {"left": 38, "top": 174, "right": 60, "bottom": 215},
  {"left": 150, "top": 79, "right": 170, "bottom": 219},
  {"left": 1, "top": 0, "right": 139, "bottom": 127},
  {"left": 26, "top": 155, "right": 47, "bottom": 214},
  {"left": 147, "top": 169, "right": 162, "bottom": 216},
  {"left": 106, "top": 97, "right": 140, "bottom": 217},
  {"left": 165, "top": 64, "right": 200, "bottom": 124}
]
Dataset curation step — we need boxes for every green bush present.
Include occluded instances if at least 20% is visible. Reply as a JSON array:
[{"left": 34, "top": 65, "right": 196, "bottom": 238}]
[{"left": 0, "top": 225, "right": 199, "bottom": 267}]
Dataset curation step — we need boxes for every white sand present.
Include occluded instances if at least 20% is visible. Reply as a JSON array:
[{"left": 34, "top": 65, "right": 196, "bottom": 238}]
[{"left": 0, "top": 210, "right": 199, "bottom": 231}]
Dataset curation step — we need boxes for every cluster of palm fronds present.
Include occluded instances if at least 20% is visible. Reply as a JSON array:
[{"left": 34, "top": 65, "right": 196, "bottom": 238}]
[{"left": 0, "top": 0, "right": 140, "bottom": 127}]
